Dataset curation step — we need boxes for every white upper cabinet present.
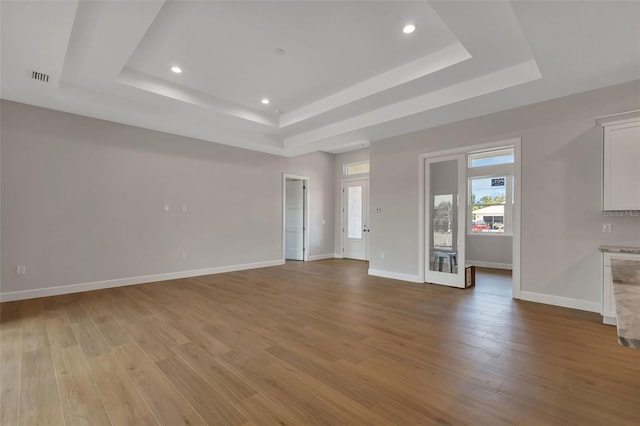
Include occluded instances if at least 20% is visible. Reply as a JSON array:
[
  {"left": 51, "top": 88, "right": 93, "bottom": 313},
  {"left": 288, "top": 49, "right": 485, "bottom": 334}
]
[{"left": 597, "top": 111, "right": 640, "bottom": 211}]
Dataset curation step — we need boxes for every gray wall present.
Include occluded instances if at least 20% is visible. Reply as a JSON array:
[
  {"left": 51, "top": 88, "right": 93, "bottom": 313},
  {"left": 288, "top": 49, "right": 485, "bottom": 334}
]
[
  {"left": 0, "top": 101, "right": 334, "bottom": 295},
  {"left": 369, "top": 80, "right": 640, "bottom": 304},
  {"left": 331, "top": 148, "right": 511, "bottom": 266},
  {"left": 466, "top": 235, "right": 512, "bottom": 267},
  {"left": 3, "top": 79, "right": 640, "bottom": 307}
]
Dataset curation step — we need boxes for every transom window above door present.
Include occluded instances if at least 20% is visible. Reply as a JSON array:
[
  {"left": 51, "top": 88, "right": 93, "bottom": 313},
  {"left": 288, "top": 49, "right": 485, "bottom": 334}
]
[
  {"left": 343, "top": 161, "right": 370, "bottom": 176},
  {"left": 468, "top": 148, "right": 514, "bottom": 168}
]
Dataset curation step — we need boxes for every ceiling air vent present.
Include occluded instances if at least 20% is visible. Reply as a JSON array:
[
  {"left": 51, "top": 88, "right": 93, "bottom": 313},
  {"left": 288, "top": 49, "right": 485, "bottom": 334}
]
[{"left": 31, "top": 71, "right": 49, "bottom": 83}]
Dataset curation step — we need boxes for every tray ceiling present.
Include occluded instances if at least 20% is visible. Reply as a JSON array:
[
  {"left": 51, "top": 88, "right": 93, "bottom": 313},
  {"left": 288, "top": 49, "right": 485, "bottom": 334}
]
[{"left": 2, "top": 1, "right": 639, "bottom": 156}]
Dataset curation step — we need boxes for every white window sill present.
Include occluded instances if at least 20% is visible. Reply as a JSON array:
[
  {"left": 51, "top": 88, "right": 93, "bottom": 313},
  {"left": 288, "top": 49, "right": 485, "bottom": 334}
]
[{"left": 466, "top": 233, "right": 513, "bottom": 238}]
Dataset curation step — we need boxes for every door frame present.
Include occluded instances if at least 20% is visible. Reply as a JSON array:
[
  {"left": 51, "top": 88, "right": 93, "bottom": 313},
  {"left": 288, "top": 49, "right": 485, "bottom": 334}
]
[
  {"left": 341, "top": 176, "right": 370, "bottom": 260},
  {"left": 424, "top": 153, "right": 467, "bottom": 288},
  {"left": 282, "top": 174, "right": 310, "bottom": 261},
  {"left": 418, "top": 137, "right": 522, "bottom": 298}
]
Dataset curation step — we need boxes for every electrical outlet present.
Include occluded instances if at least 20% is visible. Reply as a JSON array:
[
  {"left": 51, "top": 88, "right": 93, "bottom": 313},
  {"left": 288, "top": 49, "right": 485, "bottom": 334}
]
[
  {"left": 602, "top": 223, "right": 612, "bottom": 233},
  {"left": 380, "top": 252, "right": 385, "bottom": 259},
  {"left": 163, "top": 204, "right": 170, "bottom": 212},
  {"left": 182, "top": 204, "right": 188, "bottom": 212},
  {"left": 16, "top": 265, "right": 26, "bottom": 275},
  {"left": 182, "top": 251, "right": 188, "bottom": 260}
]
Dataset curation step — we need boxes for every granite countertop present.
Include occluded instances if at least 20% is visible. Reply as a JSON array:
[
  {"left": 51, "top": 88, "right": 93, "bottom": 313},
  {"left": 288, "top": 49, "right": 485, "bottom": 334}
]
[
  {"left": 600, "top": 245, "right": 640, "bottom": 254},
  {"left": 610, "top": 258, "right": 640, "bottom": 349}
]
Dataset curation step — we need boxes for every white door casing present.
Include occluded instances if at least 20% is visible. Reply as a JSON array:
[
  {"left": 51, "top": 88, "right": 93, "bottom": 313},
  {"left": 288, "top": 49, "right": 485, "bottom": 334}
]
[
  {"left": 343, "top": 179, "right": 369, "bottom": 260},
  {"left": 424, "top": 154, "right": 466, "bottom": 288},
  {"left": 285, "top": 179, "right": 304, "bottom": 260},
  {"left": 282, "top": 174, "right": 309, "bottom": 261}
]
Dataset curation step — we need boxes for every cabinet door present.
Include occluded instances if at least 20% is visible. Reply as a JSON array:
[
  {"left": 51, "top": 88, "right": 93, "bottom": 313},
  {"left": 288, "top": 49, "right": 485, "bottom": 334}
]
[
  {"left": 603, "top": 121, "right": 640, "bottom": 210},
  {"left": 602, "top": 252, "right": 640, "bottom": 325},
  {"left": 602, "top": 253, "right": 616, "bottom": 325}
]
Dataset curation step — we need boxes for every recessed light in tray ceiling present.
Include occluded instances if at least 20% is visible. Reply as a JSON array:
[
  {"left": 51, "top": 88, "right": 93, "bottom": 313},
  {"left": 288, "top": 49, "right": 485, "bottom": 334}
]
[{"left": 403, "top": 24, "right": 416, "bottom": 34}]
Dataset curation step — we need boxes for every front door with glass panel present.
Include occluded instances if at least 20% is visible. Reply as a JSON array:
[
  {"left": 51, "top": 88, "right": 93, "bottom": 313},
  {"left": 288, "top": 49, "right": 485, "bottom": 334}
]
[
  {"left": 343, "top": 179, "right": 369, "bottom": 260},
  {"left": 425, "top": 155, "right": 466, "bottom": 287}
]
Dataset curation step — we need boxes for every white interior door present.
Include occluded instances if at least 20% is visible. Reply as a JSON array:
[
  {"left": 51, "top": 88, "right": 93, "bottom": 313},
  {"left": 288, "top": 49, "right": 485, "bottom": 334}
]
[
  {"left": 425, "top": 155, "right": 466, "bottom": 287},
  {"left": 285, "top": 180, "right": 304, "bottom": 260},
  {"left": 343, "top": 179, "right": 369, "bottom": 260}
]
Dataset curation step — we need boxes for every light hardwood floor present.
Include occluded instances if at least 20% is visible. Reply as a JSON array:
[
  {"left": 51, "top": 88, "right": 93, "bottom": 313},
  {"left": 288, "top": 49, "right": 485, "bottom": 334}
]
[{"left": 1, "top": 260, "right": 639, "bottom": 425}]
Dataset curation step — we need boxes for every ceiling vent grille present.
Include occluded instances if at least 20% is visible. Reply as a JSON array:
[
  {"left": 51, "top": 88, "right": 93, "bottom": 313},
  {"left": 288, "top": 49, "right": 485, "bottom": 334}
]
[{"left": 31, "top": 71, "right": 49, "bottom": 83}]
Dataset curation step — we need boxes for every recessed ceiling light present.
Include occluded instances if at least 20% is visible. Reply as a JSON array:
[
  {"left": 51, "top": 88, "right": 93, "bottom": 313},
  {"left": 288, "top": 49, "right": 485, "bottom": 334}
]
[
  {"left": 171, "top": 66, "right": 182, "bottom": 74},
  {"left": 261, "top": 98, "right": 270, "bottom": 105},
  {"left": 403, "top": 24, "right": 416, "bottom": 34}
]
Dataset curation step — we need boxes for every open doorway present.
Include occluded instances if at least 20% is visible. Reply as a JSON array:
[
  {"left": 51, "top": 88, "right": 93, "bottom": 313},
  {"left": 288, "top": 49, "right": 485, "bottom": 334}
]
[
  {"left": 420, "top": 138, "right": 521, "bottom": 298},
  {"left": 283, "top": 174, "right": 309, "bottom": 261},
  {"left": 465, "top": 146, "right": 516, "bottom": 295}
]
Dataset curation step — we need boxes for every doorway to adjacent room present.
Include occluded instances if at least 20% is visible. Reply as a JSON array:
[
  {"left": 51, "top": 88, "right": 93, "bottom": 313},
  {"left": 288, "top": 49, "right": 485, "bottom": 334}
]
[{"left": 283, "top": 174, "right": 309, "bottom": 261}]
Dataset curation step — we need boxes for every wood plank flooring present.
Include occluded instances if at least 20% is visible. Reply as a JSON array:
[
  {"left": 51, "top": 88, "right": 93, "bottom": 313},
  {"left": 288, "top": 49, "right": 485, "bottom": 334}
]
[{"left": 1, "top": 259, "right": 639, "bottom": 425}]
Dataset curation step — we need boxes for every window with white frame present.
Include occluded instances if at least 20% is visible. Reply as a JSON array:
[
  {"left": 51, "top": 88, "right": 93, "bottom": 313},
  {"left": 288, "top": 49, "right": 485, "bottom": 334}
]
[
  {"left": 343, "top": 161, "right": 370, "bottom": 176},
  {"left": 468, "top": 148, "right": 514, "bottom": 235}
]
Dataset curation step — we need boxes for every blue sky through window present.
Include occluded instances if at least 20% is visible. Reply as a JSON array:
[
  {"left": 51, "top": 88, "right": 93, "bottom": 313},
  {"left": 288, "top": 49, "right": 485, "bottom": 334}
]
[
  {"left": 471, "top": 177, "right": 506, "bottom": 203},
  {"left": 470, "top": 154, "right": 514, "bottom": 167}
]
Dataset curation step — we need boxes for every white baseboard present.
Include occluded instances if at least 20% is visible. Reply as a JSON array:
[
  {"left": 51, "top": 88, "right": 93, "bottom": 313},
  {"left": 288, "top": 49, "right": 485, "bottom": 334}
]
[
  {"left": 368, "top": 269, "right": 422, "bottom": 283},
  {"left": 308, "top": 253, "right": 335, "bottom": 261},
  {"left": 603, "top": 316, "right": 617, "bottom": 326},
  {"left": 466, "top": 260, "right": 512, "bottom": 270},
  {"left": 0, "top": 259, "right": 285, "bottom": 302},
  {"left": 518, "top": 291, "right": 600, "bottom": 313},
  {"left": 333, "top": 252, "right": 343, "bottom": 259}
]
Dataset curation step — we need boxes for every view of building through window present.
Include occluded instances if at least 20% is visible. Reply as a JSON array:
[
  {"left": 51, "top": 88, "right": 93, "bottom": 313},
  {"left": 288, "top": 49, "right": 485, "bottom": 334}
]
[
  {"left": 468, "top": 147, "right": 514, "bottom": 234},
  {"left": 470, "top": 176, "right": 507, "bottom": 232}
]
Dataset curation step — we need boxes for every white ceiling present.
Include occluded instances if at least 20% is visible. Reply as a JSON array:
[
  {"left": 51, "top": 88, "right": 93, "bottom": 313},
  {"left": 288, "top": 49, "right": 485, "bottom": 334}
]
[{"left": 2, "top": 1, "right": 639, "bottom": 157}]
